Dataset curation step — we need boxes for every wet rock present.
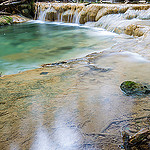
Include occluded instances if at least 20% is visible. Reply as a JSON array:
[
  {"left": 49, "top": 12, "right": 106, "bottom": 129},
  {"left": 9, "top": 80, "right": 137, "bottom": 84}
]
[
  {"left": 86, "top": 5, "right": 100, "bottom": 22},
  {"left": 45, "top": 7, "right": 57, "bottom": 21},
  {"left": 120, "top": 81, "right": 150, "bottom": 95},
  {"left": 62, "top": 9, "right": 74, "bottom": 22},
  {"left": 11, "top": 15, "right": 30, "bottom": 24},
  {"left": 41, "top": 61, "right": 67, "bottom": 67},
  {"left": 122, "top": 128, "right": 150, "bottom": 150},
  {"left": 79, "top": 9, "right": 87, "bottom": 24},
  {"left": 0, "top": 16, "right": 13, "bottom": 26},
  {"left": 21, "top": 9, "right": 30, "bottom": 18},
  {"left": 124, "top": 9, "right": 139, "bottom": 19},
  {"left": 95, "top": 7, "right": 119, "bottom": 21},
  {"left": 40, "top": 72, "right": 49, "bottom": 75},
  {"left": 124, "top": 24, "right": 144, "bottom": 37}
]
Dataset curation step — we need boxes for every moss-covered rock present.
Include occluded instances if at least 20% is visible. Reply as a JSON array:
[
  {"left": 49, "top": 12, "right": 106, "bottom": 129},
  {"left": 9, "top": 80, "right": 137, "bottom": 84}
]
[
  {"left": 0, "top": 16, "right": 13, "bottom": 26},
  {"left": 120, "top": 81, "right": 150, "bottom": 95}
]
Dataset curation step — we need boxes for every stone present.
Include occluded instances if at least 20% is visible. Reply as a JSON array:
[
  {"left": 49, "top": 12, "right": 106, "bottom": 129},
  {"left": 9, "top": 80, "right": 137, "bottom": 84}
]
[
  {"left": 86, "top": 5, "right": 100, "bottom": 22},
  {"left": 129, "top": 128, "right": 150, "bottom": 145},
  {"left": 95, "top": 7, "right": 119, "bottom": 21},
  {"left": 79, "top": 9, "right": 87, "bottom": 24},
  {"left": 0, "top": 16, "right": 13, "bottom": 26},
  {"left": 122, "top": 128, "right": 150, "bottom": 150},
  {"left": 62, "top": 10, "right": 74, "bottom": 22},
  {"left": 21, "top": 9, "right": 30, "bottom": 18},
  {"left": 120, "top": 81, "right": 150, "bottom": 95},
  {"left": 124, "top": 24, "right": 144, "bottom": 37},
  {"left": 45, "top": 8, "right": 57, "bottom": 21}
]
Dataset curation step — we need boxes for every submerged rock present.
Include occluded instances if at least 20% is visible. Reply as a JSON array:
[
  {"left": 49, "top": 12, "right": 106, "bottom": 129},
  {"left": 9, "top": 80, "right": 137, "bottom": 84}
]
[{"left": 120, "top": 81, "right": 150, "bottom": 95}]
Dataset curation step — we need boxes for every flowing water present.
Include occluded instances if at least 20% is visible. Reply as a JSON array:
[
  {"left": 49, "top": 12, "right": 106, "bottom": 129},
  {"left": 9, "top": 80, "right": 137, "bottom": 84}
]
[{"left": 0, "top": 21, "right": 116, "bottom": 75}]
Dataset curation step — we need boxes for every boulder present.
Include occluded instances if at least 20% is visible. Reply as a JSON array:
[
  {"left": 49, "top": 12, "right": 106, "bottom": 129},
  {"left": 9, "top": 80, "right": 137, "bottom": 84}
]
[
  {"left": 0, "top": 16, "right": 13, "bottom": 26},
  {"left": 124, "top": 24, "right": 144, "bottom": 37},
  {"left": 120, "top": 81, "right": 150, "bottom": 95}
]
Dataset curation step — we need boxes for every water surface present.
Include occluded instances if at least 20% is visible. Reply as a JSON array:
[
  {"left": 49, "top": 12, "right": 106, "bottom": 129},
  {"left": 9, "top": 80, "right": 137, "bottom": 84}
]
[{"left": 0, "top": 21, "right": 116, "bottom": 75}]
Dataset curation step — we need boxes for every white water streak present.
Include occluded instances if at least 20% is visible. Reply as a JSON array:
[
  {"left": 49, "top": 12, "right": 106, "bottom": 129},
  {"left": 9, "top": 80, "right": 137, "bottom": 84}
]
[{"left": 38, "top": 4, "right": 51, "bottom": 21}]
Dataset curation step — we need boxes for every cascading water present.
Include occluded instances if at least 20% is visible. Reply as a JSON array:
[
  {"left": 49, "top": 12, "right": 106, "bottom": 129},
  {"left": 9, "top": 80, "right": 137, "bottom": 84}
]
[
  {"left": 36, "top": 3, "right": 81, "bottom": 23},
  {"left": 37, "top": 3, "right": 51, "bottom": 21},
  {"left": 35, "top": 2, "right": 150, "bottom": 37}
]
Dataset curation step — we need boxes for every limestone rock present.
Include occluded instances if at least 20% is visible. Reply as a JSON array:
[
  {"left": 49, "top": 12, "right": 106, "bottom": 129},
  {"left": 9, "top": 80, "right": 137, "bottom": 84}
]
[
  {"left": 62, "top": 10, "right": 74, "bottom": 22},
  {"left": 95, "top": 7, "right": 119, "bottom": 21},
  {"left": 45, "top": 7, "right": 57, "bottom": 21},
  {"left": 125, "top": 9, "right": 139, "bottom": 19},
  {"left": 79, "top": 9, "right": 87, "bottom": 24},
  {"left": 124, "top": 24, "right": 144, "bottom": 37},
  {"left": 86, "top": 5, "right": 100, "bottom": 22}
]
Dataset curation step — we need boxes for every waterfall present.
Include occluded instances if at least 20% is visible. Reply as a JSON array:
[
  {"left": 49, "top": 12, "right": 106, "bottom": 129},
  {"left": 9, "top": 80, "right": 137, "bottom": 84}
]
[
  {"left": 75, "top": 10, "right": 82, "bottom": 24},
  {"left": 37, "top": 4, "right": 51, "bottom": 21},
  {"left": 61, "top": 13, "right": 63, "bottom": 22},
  {"left": 35, "top": 2, "right": 150, "bottom": 37},
  {"left": 58, "top": 12, "right": 60, "bottom": 22}
]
